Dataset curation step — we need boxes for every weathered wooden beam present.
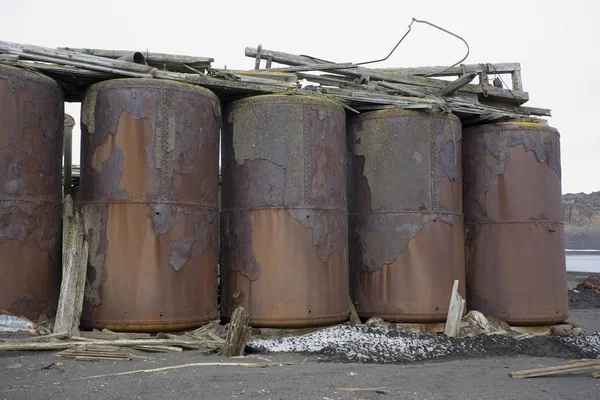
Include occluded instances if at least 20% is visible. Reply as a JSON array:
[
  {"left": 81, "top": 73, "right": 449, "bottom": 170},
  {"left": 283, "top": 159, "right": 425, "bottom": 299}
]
[
  {"left": 61, "top": 47, "right": 213, "bottom": 72},
  {"left": 54, "top": 195, "right": 89, "bottom": 336},
  {"left": 0, "top": 338, "right": 204, "bottom": 352},
  {"left": 374, "top": 62, "right": 521, "bottom": 77},
  {"left": 440, "top": 72, "right": 478, "bottom": 96},
  {"left": 223, "top": 307, "right": 250, "bottom": 357},
  {"left": 265, "top": 62, "right": 356, "bottom": 73},
  {"left": 348, "top": 296, "right": 361, "bottom": 326},
  {"left": 510, "top": 360, "right": 600, "bottom": 378}
]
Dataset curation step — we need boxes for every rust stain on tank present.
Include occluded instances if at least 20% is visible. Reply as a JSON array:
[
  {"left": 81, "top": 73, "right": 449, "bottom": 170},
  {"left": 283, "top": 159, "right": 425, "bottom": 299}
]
[
  {"left": 221, "top": 94, "right": 348, "bottom": 327},
  {"left": 80, "top": 78, "right": 220, "bottom": 332},
  {"left": 0, "top": 65, "right": 63, "bottom": 321},
  {"left": 463, "top": 121, "right": 568, "bottom": 325},
  {"left": 348, "top": 109, "right": 465, "bottom": 322}
]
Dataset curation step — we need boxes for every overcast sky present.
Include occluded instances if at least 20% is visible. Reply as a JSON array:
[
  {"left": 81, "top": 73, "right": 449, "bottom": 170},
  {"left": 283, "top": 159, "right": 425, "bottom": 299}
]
[{"left": 1, "top": 0, "right": 597, "bottom": 194}]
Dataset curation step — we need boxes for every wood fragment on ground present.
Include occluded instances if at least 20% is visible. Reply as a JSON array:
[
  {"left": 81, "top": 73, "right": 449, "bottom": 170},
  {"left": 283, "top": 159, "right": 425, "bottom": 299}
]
[
  {"left": 57, "top": 344, "right": 147, "bottom": 361},
  {"left": 80, "top": 362, "right": 292, "bottom": 380},
  {"left": 336, "top": 387, "right": 391, "bottom": 394},
  {"left": 444, "top": 280, "right": 465, "bottom": 337},
  {"left": 348, "top": 297, "right": 361, "bottom": 326},
  {"left": 223, "top": 307, "right": 250, "bottom": 357},
  {"left": 510, "top": 360, "right": 600, "bottom": 378}
]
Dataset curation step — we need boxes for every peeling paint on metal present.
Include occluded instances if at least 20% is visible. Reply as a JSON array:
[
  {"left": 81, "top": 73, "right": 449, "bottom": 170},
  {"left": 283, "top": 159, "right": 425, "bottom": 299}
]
[
  {"left": 221, "top": 94, "right": 349, "bottom": 327},
  {"left": 463, "top": 121, "right": 568, "bottom": 325},
  {"left": 80, "top": 78, "right": 220, "bottom": 332},
  {"left": 0, "top": 65, "right": 63, "bottom": 321},
  {"left": 347, "top": 109, "right": 465, "bottom": 322}
]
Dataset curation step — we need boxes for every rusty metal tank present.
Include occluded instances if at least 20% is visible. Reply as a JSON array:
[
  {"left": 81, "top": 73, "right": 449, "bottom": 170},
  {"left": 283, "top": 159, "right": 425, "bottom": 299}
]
[
  {"left": 0, "top": 65, "right": 64, "bottom": 321},
  {"left": 463, "top": 120, "right": 568, "bottom": 325},
  {"left": 79, "top": 78, "right": 220, "bottom": 332},
  {"left": 348, "top": 109, "right": 465, "bottom": 322},
  {"left": 221, "top": 94, "right": 348, "bottom": 328}
]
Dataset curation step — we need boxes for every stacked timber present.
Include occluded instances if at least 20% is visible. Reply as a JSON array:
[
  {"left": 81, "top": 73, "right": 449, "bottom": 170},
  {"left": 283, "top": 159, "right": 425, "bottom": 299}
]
[{"left": 0, "top": 40, "right": 550, "bottom": 123}]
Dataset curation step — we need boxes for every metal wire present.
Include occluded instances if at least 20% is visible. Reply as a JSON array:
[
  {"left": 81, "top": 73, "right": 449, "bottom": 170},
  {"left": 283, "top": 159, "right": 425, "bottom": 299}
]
[{"left": 355, "top": 19, "right": 416, "bottom": 66}]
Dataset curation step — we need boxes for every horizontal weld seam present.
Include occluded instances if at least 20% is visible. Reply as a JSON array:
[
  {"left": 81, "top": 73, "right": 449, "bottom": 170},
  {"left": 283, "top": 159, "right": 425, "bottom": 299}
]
[
  {"left": 358, "top": 311, "right": 449, "bottom": 316},
  {"left": 465, "top": 220, "right": 564, "bottom": 225},
  {"left": 349, "top": 210, "right": 463, "bottom": 217},
  {"left": 0, "top": 198, "right": 62, "bottom": 204},
  {"left": 247, "top": 311, "right": 350, "bottom": 321},
  {"left": 80, "top": 200, "right": 218, "bottom": 209},
  {"left": 495, "top": 314, "right": 569, "bottom": 321},
  {"left": 221, "top": 206, "right": 347, "bottom": 214},
  {"left": 86, "top": 314, "right": 218, "bottom": 325}
]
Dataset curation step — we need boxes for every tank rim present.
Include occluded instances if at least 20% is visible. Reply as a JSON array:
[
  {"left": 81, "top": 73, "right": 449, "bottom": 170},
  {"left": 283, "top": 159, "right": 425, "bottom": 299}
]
[
  {"left": 83, "top": 77, "right": 220, "bottom": 102},
  {"left": 0, "top": 64, "right": 63, "bottom": 94},
  {"left": 226, "top": 93, "right": 345, "bottom": 112}
]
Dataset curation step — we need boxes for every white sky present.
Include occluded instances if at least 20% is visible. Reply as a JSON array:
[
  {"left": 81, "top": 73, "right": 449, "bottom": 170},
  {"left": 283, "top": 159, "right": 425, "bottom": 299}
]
[{"left": 1, "top": 0, "right": 597, "bottom": 194}]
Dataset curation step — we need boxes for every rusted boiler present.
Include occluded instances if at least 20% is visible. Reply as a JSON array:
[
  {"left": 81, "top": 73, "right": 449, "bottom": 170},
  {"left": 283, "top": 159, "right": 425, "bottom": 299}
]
[
  {"left": 221, "top": 94, "right": 348, "bottom": 328},
  {"left": 348, "top": 109, "right": 465, "bottom": 322},
  {"left": 463, "top": 121, "right": 568, "bottom": 325},
  {"left": 0, "top": 65, "right": 64, "bottom": 321},
  {"left": 80, "top": 79, "right": 220, "bottom": 332}
]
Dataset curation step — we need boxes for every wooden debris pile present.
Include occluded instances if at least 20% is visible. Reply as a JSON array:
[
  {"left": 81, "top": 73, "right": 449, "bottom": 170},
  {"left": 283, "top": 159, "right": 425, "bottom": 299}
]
[
  {"left": 0, "top": 40, "right": 551, "bottom": 124},
  {"left": 0, "top": 320, "right": 227, "bottom": 358}
]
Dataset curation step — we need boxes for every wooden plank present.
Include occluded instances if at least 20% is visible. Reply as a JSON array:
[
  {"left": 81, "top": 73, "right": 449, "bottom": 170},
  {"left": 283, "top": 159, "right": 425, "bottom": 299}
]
[
  {"left": 265, "top": 63, "right": 356, "bottom": 73},
  {"left": 250, "top": 326, "right": 329, "bottom": 339},
  {"left": 61, "top": 47, "right": 213, "bottom": 73},
  {"left": 440, "top": 73, "right": 478, "bottom": 96},
  {"left": 222, "top": 307, "right": 250, "bottom": 357},
  {"left": 348, "top": 296, "right": 361, "bottom": 326},
  {"left": 510, "top": 360, "right": 600, "bottom": 378},
  {"left": 511, "top": 70, "right": 523, "bottom": 91},
  {"left": 0, "top": 338, "right": 204, "bottom": 351},
  {"left": 444, "top": 280, "right": 464, "bottom": 337},
  {"left": 374, "top": 62, "right": 521, "bottom": 77},
  {"left": 54, "top": 195, "right": 89, "bottom": 336}
]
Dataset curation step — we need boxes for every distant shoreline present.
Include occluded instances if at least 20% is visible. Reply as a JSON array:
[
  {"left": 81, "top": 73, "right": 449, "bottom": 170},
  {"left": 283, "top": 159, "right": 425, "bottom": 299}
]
[{"left": 565, "top": 249, "right": 600, "bottom": 255}]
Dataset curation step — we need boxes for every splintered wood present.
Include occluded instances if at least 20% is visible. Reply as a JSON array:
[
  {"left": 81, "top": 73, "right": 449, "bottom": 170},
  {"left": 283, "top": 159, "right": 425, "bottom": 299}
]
[
  {"left": 223, "top": 307, "right": 250, "bottom": 357},
  {"left": 510, "top": 360, "right": 600, "bottom": 379},
  {"left": 444, "top": 280, "right": 465, "bottom": 338},
  {"left": 54, "top": 195, "right": 88, "bottom": 336}
]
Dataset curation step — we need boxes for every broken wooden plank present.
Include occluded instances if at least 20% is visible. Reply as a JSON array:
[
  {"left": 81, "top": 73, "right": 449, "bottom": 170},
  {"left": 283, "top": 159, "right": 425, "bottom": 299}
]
[
  {"left": 336, "top": 388, "right": 391, "bottom": 394},
  {"left": 57, "top": 344, "right": 146, "bottom": 361},
  {"left": 81, "top": 361, "right": 292, "bottom": 380},
  {"left": 0, "top": 337, "right": 203, "bottom": 352},
  {"left": 348, "top": 296, "right": 361, "bottom": 326},
  {"left": 60, "top": 47, "right": 213, "bottom": 73},
  {"left": 510, "top": 360, "right": 600, "bottom": 378},
  {"left": 265, "top": 62, "right": 356, "bottom": 73},
  {"left": 440, "top": 72, "right": 478, "bottom": 96},
  {"left": 444, "top": 280, "right": 465, "bottom": 337},
  {"left": 223, "top": 307, "right": 250, "bottom": 357},
  {"left": 54, "top": 195, "right": 89, "bottom": 336},
  {"left": 374, "top": 62, "right": 521, "bottom": 77}
]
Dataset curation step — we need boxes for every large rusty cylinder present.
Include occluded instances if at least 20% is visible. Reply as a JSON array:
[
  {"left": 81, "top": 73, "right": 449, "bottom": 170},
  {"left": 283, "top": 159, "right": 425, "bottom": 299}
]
[
  {"left": 220, "top": 94, "right": 349, "bottom": 328},
  {"left": 463, "top": 121, "right": 568, "bottom": 326},
  {"left": 347, "top": 109, "right": 465, "bottom": 323},
  {"left": 0, "top": 65, "right": 64, "bottom": 321},
  {"left": 79, "top": 79, "right": 221, "bottom": 332}
]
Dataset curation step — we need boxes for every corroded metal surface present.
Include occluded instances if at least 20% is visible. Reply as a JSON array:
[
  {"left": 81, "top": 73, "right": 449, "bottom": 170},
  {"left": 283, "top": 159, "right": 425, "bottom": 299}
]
[
  {"left": 348, "top": 109, "right": 465, "bottom": 322},
  {"left": 80, "top": 78, "right": 220, "bottom": 332},
  {"left": 0, "top": 65, "right": 64, "bottom": 320},
  {"left": 221, "top": 94, "right": 348, "bottom": 328},
  {"left": 463, "top": 121, "right": 568, "bottom": 325}
]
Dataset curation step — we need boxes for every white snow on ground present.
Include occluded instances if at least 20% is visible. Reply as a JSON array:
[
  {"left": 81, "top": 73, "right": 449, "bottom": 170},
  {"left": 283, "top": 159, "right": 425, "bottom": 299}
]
[
  {"left": 249, "top": 325, "right": 453, "bottom": 363},
  {"left": 249, "top": 325, "right": 600, "bottom": 363},
  {"left": 562, "top": 332, "right": 600, "bottom": 357}
]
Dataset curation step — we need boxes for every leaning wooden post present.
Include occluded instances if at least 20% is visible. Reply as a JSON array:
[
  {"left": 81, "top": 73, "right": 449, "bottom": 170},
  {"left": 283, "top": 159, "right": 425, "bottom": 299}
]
[
  {"left": 222, "top": 307, "right": 250, "bottom": 357},
  {"left": 444, "top": 280, "right": 466, "bottom": 338},
  {"left": 54, "top": 195, "right": 89, "bottom": 335}
]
